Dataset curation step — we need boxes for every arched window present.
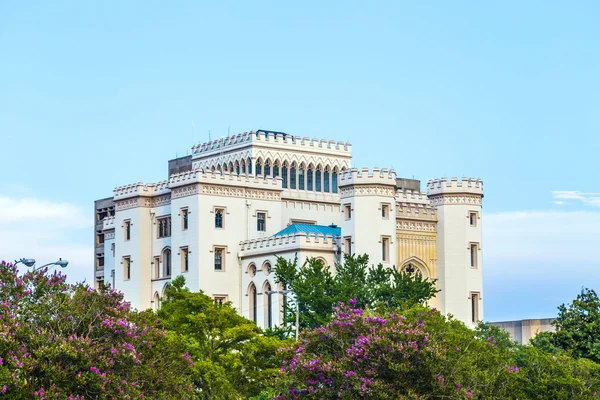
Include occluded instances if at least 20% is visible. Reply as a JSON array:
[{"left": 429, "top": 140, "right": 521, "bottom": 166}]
[
  {"left": 307, "top": 165, "right": 314, "bottom": 191},
  {"left": 324, "top": 168, "right": 330, "bottom": 193},
  {"left": 263, "top": 261, "right": 272, "bottom": 275},
  {"left": 273, "top": 162, "right": 280, "bottom": 178},
  {"left": 255, "top": 159, "right": 262, "bottom": 176},
  {"left": 290, "top": 163, "right": 297, "bottom": 189},
  {"left": 248, "top": 158, "right": 253, "bottom": 175},
  {"left": 215, "top": 209, "right": 223, "bottom": 228},
  {"left": 332, "top": 169, "right": 338, "bottom": 193},
  {"left": 249, "top": 283, "right": 257, "bottom": 323},
  {"left": 264, "top": 281, "right": 272, "bottom": 328},
  {"left": 316, "top": 167, "right": 322, "bottom": 192},
  {"left": 163, "top": 248, "right": 171, "bottom": 277},
  {"left": 228, "top": 162, "right": 234, "bottom": 173},
  {"left": 282, "top": 162, "right": 289, "bottom": 188},
  {"left": 298, "top": 164, "right": 305, "bottom": 190},
  {"left": 235, "top": 161, "right": 240, "bottom": 176},
  {"left": 248, "top": 263, "right": 257, "bottom": 277},
  {"left": 242, "top": 160, "right": 246, "bottom": 174},
  {"left": 153, "top": 292, "right": 160, "bottom": 311},
  {"left": 264, "top": 160, "right": 271, "bottom": 177}
]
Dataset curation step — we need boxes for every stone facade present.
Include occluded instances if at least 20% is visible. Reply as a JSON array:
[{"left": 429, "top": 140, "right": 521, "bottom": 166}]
[{"left": 95, "top": 130, "right": 484, "bottom": 328}]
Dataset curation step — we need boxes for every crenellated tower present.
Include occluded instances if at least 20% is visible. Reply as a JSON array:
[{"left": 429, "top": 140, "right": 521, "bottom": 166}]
[
  {"left": 339, "top": 168, "right": 397, "bottom": 266},
  {"left": 428, "top": 177, "right": 484, "bottom": 327}
]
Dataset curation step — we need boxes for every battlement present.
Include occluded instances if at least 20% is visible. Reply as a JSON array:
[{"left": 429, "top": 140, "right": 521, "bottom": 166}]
[
  {"left": 339, "top": 167, "right": 397, "bottom": 187},
  {"left": 191, "top": 130, "right": 352, "bottom": 158},
  {"left": 239, "top": 231, "right": 337, "bottom": 254},
  {"left": 396, "top": 189, "right": 431, "bottom": 205},
  {"left": 396, "top": 203, "right": 437, "bottom": 220},
  {"left": 114, "top": 180, "right": 170, "bottom": 200},
  {"left": 169, "top": 168, "right": 283, "bottom": 190},
  {"left": 427, "top": 177, "right": 484, "bottom": 196},
  {"left": 102, "top": 216, "right": 116, "bottom": 231}
]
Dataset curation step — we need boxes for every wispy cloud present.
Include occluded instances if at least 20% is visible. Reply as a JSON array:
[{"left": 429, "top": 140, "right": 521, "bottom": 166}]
[
  {"left": 552, "top": 191, "right": 600, "bottom": 207},
  {"left": 0, "top": 196, "right": 92, "bottom": 285}
]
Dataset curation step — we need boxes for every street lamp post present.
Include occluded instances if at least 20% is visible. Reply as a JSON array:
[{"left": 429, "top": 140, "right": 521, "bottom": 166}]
[
  {"left": 14, "top": 258, "right": 69, "bottom": 272},
  {"left": 265, "top": 288, "right": 298, "bottom": 341}
]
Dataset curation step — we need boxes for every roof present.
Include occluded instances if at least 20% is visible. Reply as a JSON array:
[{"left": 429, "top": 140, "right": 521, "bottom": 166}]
[{"left": 274, "top": 223, "right": 341, "bottom": 237}]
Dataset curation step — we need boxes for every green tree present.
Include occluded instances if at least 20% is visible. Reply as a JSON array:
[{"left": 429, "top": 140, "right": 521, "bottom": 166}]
[
  {"left": 158, "top": 276, "right": 285, "bottom": 399},
  {"left": 552, "top": 288, "right": 600, "bottom": 362},
  {"left": 0, "top": 261, "right": 192, "bottom": 399}
]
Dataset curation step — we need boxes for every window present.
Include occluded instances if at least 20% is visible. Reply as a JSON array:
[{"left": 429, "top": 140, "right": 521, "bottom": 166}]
[
  {"left": 332, "top": 171, "right": 338, "bottom": 193},
  {"left": 248, "top": 263, "right": 257, "bottom": 277},
  {"left": 382, "top": 204, "right": 389, "bottom": 219},
  {"left": 214, "top": 295, "right": 228, "bottom": 305},
  {"left": 273, "top": 164, "right": 279, "bottom": 178},
  {"left": 249, "top": 284, "right": 257, "bottom": 323},
  {"left": 324, "top": 169, "right": 330, "bottom": 192},
  {"left": 157, "top": 216, "right": 171, "bottom": 238},
  {"left": 182, "top": 208, "right": 189, "bottom": 230},
  {"left": 315, "top": 168, "right": 322, "bottom": 192},
  {"left": 382, "top": 237, "right": 390, "bottom": 262},
  {"left": 263, "top": 261, "right": 272, "bottom": 275},
  {"left": 344, "top": 204, "right": 352, "bottom": 220},
  {"left": 344, "top": 237, "right": 352, "bottom": 254},
  {"left": 298, "top": 167, "right": 305, "bottom": 190},
  {"left": 257, "top": 212, "right": 266, "bottom": 232},
  {"left": 123, "top": 256, "right": 131, "bottom": 280},
  {"left": 154, "top": 256, "right": 160, "bottom": 279},
  {"left": 290, "top": 164, "right": 297, "bottom": 189},
  {"left": 470, "top": 243, "right": 479, "bottom": 268},
  {"left": 255, "top": 161, "right": 262, "bottom": 176},
  {"left": 264, "top": 161, "right": 271, "bottom": 177},
  {"left": 264, "top": 282, "right": 273, "bottom": 328},
  {"left": 307, "top": 167, "right": 313, "bottom": 191},
  {"left": 214, "top": 247, "right": 224, "bottom": 271},
  {"left": 163, "top": 248, "right": 172, "bottom": 277},
  {"left": 124, "top": 220, "right": 131, "bottom": 241},
  {"left": 471, "top": 292, "right": 480, "bottom": 323},
  {"left": 215, "top": 208, "right": 224, "bottom": 228},
  {"left": 469, "top": 212, "right": 477, "bottom": 227},
  {"left": 181, "top": 247, "right": 189, "bottom": 273},
  {"left": 282, "top": 163, "right": 288, "bottom": 188}
]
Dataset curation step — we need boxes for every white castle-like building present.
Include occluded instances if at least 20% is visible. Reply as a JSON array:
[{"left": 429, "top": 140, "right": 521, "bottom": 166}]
[{"left": 94, "top": 130, "right": 484, "bottom": 328}]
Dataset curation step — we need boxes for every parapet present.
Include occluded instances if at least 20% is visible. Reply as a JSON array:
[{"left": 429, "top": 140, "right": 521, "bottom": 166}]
[
  {"left": 114, "top": 180, "right": 170, "bottom": 200},
  {"left": 239, "top": 231, "right": 337, "bottom": 255},
  {"left": 339, "top": 167, "right": 397, "bottom": 187},
  {"left": 395, "top": 203, "right": 437, "bottom": 221},
  {"left": 396, "top": 189, "right": 431, "bottom": 206},
  {"left": 168, "top": 168, "right": 283, "bottom": 190},
  {"left": 427, "top": 177, "right": 483, "bottom": 197},
  {"left": 102, "top": 216, "right": 115, "bottom": 231},
  {"left": 191, "top": 130, "right": 352, "bottom": 158}
]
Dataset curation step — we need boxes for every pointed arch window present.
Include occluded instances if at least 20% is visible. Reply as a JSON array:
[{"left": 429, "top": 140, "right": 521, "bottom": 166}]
[
  {"left": 290, "top": 164, "right": 297, "bottom": 189},
  {"left": 298, "top": 166, "right": 305, "bottom": 190},
  {"left": 235, "top": 162, "right": 240, "bottom": 175},
  {"left": 163, "top": 248, "right": 171, "bottom": 277},
  {"left": 215, "top": 209, "right": 224, "bottom": 228},
  {"left": 248, "top": 159, "right": 253, "bottom": 175},
  {"left": 264, "top": 282, "right": 273, "bottom": 328},
  {"left": 264, "top": 160, "right": 271, "bottom": 177},
  {"left": 256, "top": 160, "right": 262, "bottom": 176},
  {"left": 282, "top": 163, "right": 288, "bottom": 188},
  {"left": 249, "top": 284, "right": 257, "bottom": 323},
  {"left": 324, "top": 168, "right": 330, "bottom": 192},
  {"left": 273, "top": 163, "right": 280, "bottom": 178},
  {"left": 242, "top": 161, "right": 246, "bottom": 174},
  {"left": 307, "top": 166, "right": 313, "bottom": 191},
  {"left": 332, "top": 170, "right": 338, "bottom": 193},
  {"left": 316, "top": 168, "right": 322, "bottom": 192}
]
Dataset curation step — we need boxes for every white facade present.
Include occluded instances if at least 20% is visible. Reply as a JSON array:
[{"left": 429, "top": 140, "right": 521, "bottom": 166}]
[{"left": 98, "top": 130, "right": 484, "bottom": 328}]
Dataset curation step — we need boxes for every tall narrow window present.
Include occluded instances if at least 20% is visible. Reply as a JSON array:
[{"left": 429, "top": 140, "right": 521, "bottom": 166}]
[
  {"left": 332, "top": 171, "right": 338, "bottom": 193},
  {"left": 469, "top": 212, "right": 477, "bottom": 227},
  {"left": 242, "top": 162, "right": 246, "bottom": 174},
  {"left": 181, "top": 209, "right": 189, "bottom": 230},
  {"left": 273, "top": 164, "right": 279, "bottom": 178},
  {"left": 256, "top": 161, "right": 262, "bottom": 176},
  {"left": 382, "top": 238, "right": 389, "bottom": 262},
  {"left": 154, "top": 256, "right": 160, "bottom": 279},
  {"left": 214, "top": 248, "right": 224, "bottom": 271},
  {"left": 290, "top": 164, "right": 297, "bottom": 189},
  {"left": 264, "top": 161, "right": 271, "bottom": 177},
  {"left": 470, "top": 244, "right": 478, "bottom": 268},
  {"left": 123, "top": 256, "right": 131, "bottom": 280},
  {"left": 471, "top": 293, "right": 479, "bottom": 323},
  {"left": 282, "top": 163, "right": 288, "bottom": 188},
  {"left": 324, "top": 169, "right": 330, "bottom": 192},
  {"left": 315, "top": 168, "right": 322, "bottom": 192},
  {"left": 298, "top": 166, "right": 305, "bottom": 190},
  {"left": 257, "top": 212, "right": 266, "bottom": 232},
  {"left": 307, "top": 167, "right": 313, "bottom": 191},
  {"left": 163, "top": 249, "right": 171, "bottom": 277},
  {"left": 381, "top": 204, "right": 389, "bottom": 219},
  {"left": 181, "top": 247, "right": 189, "bottom": 273},
  {"left": 235, "top": 162, "right": 240, "bottom": 175},
  {"left": 124, "top": 220, "right": 131, "bottom": 241},
  {"left": 264, "top": 282, "right": 273, "bottom": 328},
  {"left": 344, "top": 237, "right": 352, "bottom": 254},
  {"left": 248, "top": 160, "right": 253, "bottom": 175},
  {"left": 344, "top": 204, "right": 352, "bottom": 220},
  {"left": 215, "top": 209, "right": 224, "bottom": 228},
  {"left": 249, "top": 284, "right": 257, "bottom": 323}
]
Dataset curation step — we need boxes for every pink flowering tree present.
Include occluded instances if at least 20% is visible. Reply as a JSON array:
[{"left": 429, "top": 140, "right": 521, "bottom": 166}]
[
  {"left": 276, "top": 301, "right": 523, "bottom": 399},
  {"left": 0, "top": 260, "right": 193, "bottom": 399}
]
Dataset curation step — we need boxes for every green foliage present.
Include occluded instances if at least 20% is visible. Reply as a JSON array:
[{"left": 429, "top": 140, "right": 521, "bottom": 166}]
[
  {"left": 0, "top": 261, "right": 192, "bottom": 399},
  {"left": 551, "top": 288, "right": 600, "bottom": 363},
  {"left": 529, "top": 331, "right": 563, "bottom": 355},
  {"left": 158, "top": 275, "right": 286, "bottom": 399},
  {"left": 274, "top": 253, "right": 439, "bottom": 332},
  {"left": 475, "top": 321, "right": 518, "bottom": 351}
]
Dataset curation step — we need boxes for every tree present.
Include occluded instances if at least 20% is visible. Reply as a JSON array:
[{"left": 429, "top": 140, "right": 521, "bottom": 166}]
[
  {"left": 0, "top": 261, "right": 193, "bottom": 399},
  {"left": 158, "top": 276, "right": 286, "bottom": 399},
  {"left": 273, "top": 254, "right": 438, "bottom": 332},
  {"left": 551, "top": 288, "right": 600, "bottom": 363}
]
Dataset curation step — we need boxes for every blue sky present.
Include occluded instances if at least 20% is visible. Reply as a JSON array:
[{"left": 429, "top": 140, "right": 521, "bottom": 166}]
[{"left": 1, "top": 1, "right": 598, "bottom": 321}]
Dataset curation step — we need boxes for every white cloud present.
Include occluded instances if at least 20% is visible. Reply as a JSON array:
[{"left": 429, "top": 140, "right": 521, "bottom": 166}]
[
  {"left": 0, "top": 196, "right": 92, "bottom": 285},
  {"left": 552, "top": 191, "right": 600, "bottom": 207}
]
